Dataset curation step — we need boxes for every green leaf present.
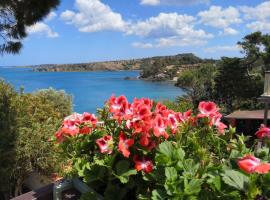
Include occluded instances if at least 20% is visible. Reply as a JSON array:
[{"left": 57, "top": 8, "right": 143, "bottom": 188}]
[
  {"left": 151, "top": 189, "right": 167, "bottom": 200},
  {"left": 183, "top": 159, "right": 199, "bottom": 177},
  {"left": 173, "top": 148, "right": 185, "bottom": 161},
  {"left": 222, "top": 170, "right": 250, "bottom": 191},
  {"left": 115, "top": 160, "right": 137, "bottom": 184},
  {"left": 165, "top": 167, "right": 178, "bottom": 181},
  {"left": 116, "top": 160, "right": 130, "bottom": 175},
  {"left": 159, "top": 141, "right": 174, "bottom": 158},
  {"left": 207, "top": 175, "right": 221, "bottom": 191},
  {"left": 184, "top": 179, "right": 203, "bottom": 195}
]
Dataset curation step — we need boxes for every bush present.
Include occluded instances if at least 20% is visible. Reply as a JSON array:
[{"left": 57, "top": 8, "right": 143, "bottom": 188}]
[
  {"left": 54, "top": 95, "right": 270, "bottom": 199},
  {"left": 0, "top": 81, "right": 72, "bottom": 199}
]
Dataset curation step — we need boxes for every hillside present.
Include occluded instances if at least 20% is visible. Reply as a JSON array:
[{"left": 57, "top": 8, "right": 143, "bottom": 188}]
[{"left": 29, "top": 53, "right": 217, "bottom": 81}]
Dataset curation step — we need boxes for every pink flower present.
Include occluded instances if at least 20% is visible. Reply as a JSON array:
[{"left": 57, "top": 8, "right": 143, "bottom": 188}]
[
  {"left": 82, "top": 112, "right": 97, "bottom": 124},
  {"left": 96, "top": 135, "right": 113, "bottom": 154},
  {"left": 198, "top": 101, "right": 218, "bottom": 117},
  {"left": 210, "top": 112, "right": 227, "bottom": 135},
  {"left": 237, "top": 155, "right": 270, "bottom": 174},
  {"left": 153, "top": 115, "right": 169, "bottom": 139},
  {"left": 118, "top": 132, "right": 134, "bottom": 158},
  {"left": 133, "top": 155, "right": 153, "bottom": 173},
  {"left": 62, "top": 120, "right": 80, "bottom": 136},
  {"left": 256, "top": 124, "right": 270, "bottom": 139},
  {"left": 168, "top": 113, "right": 179, "bottom": 133},
  {"left": 64, "top": 113, "right": 83, "bottom": 124},
  {"left": 175, "top": 110, "right": 192, "bottom": 123}
]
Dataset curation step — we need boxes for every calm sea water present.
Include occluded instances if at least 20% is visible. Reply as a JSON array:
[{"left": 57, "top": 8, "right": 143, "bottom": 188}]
[{"left": 0, "top": 67, "right": 184, "bottom": 113}]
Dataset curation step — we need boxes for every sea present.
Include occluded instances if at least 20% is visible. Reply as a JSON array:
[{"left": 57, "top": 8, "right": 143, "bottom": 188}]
[{"left": 0, "top": 67, "right": 184, "bottom": 113}]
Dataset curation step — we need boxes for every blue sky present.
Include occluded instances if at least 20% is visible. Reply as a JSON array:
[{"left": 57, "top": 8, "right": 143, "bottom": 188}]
[{"left": 1, "top": 0, "right": 270, "bottom": 66}]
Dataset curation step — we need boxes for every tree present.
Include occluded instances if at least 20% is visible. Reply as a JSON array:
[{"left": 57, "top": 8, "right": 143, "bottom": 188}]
[
  {"left": 176, "top": 64, "right": 217, "bottom": 106},
  {"left": 238, "top": 32, "right": 270, "bottom": 74},
  {"left": 0, "top": 0, "right": 59, "bottom": 55},
  {"left": 214, "top": 57, "right": 263, "bottom": 113}
]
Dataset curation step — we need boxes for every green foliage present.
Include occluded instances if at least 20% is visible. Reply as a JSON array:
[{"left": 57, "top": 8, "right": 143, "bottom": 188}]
[
  {"left": 214, "top": 57, "right": 263, "bottom": 113},
  {"left": 0, "top": 0, "right": 60, "bottom": 54},
  {"left": 161, "top": 99, "right": 193, "bottom": 113},
  {"left": 176, "top": 63, "right": 217, "bottom": 107},
  {"left": 0, "top": 80, "right": 72, "bottom": 198}
]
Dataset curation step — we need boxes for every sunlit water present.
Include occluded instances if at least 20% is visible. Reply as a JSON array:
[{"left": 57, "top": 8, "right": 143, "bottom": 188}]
[{"left": 0, "top": 67, "right": 184, "bottom": 113}]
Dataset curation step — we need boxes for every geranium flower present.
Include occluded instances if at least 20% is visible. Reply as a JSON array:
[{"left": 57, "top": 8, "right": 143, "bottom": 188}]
[
  {"left": 82, "top": 112, "right": 97, "bottom": 124},
  {"left": 256, "top": 124, "right": 270, "bottom": 139},
  {"left": 64, "top": 113, "right": 83, "bottom": 124},
  {"left": 175, "top": 110, "right": 192, "bottom": 123},
  {"left": 96, "top": 135, "right": 113, "bottom": 154},
  {"left": 198, "top": 101, "right": 218, "bottom": 118},
  {"left": 118, "top": 132, "right": 134, "bottom": 158},
  {"left": 62, "top": 120, "right": 80, "bottom": 136},
  {"left": 210, "top": 112, "right": 227, "bottom": 135},
  {"left": 153, "top": 115, "right": 169, "bottom": 139},
  {"left": 168, "top": 113, "right": 179, "bottom": 133},
  {"left": 237, "top": 155, "right": 270, "bottom": 174},
  {"left": 155, "top": 102, "right": 169, "bottom": 117},
  {"left": 133, "top": 155, "right": 153, "bottom": 173}
]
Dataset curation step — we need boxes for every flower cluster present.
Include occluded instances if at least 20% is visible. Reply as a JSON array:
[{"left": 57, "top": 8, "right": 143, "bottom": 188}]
[
  {"left": 55, "top": 112, "right": 97, "bottom": 142},
  {"left": 237, "top": 155, "right": 270, "bottom": 174},
  {"left": 55, "top": 96, "right": 228, "bottom": 174},
  {"left": 198, "top": 101, "right": 227, "bottom": 134}
]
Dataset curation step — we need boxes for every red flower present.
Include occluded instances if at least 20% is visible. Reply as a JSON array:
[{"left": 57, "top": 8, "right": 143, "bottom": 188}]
[
  {"left": 237, "top": 155, "right": 270, "bottom": 174},
  {"left": 133, "top": 155, "right": 153, "bottom": 173},
  {"left": 175, "top": 110, "right": 192, "bottom": 123},
  {"left": 62, "top": 120, "right": 80, "bottom": 136},
  {"left": 82, "top": 112, "right": 97, "bottom": 124},
  {"left": 118, "top": 132, "right": 134, "bottom": 158},
  {"left": 153, "top": 115, "right": 169, "bottom": 139},
  {"left": 256, "top": 124, "right": 270, "bottom": 139},
  {"left": 96, "top": 135, "right": 113, "bottom": 154},
  {"left": 198, "top": 101, "right": 218, "bottom": 118}
]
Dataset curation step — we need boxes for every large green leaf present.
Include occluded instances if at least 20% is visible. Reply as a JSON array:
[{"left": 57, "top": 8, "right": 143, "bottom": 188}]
[
  {"left": 165, "top": 167, "right": 178, "bottom": 181},
  {"left": 159, "top": 141, "right": 174, "bottom": 158},
  {"left": 184, "top": 179, "right": 203, "bottom": 195},
  {"left": 222, "top": 170, "right": 250, "bottom": 191}
]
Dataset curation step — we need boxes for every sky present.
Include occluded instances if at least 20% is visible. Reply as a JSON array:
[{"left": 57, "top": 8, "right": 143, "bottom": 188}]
[{"left": 1, "top": 0, "right": 270, "bottom": 66}]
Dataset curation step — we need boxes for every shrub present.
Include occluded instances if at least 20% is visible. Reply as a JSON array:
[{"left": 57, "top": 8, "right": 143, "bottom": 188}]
[
  {"left": 0, "top": 81, "right": 72, "bottom": 198},
  {"left": 54, "top": 95, "right": 270, "bottom": 199}
]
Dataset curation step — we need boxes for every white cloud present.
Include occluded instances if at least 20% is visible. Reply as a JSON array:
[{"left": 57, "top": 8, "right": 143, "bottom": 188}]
[
  {"left": 219, "top": 27, "right": 239, "bottom": 36},
  {"left": 241, "top": 1, "right": 270, "bottom": 20},
  {"left": 198, "top": 6, "right": 241, "bottom": 29},
  {"left": 132, "top": 42, "right": 154, "bottom": 48},
  {"left": 45, "top": 11, "right": 57, "bottom": 22},
  {"left": 203, "top": 45, "right": 240, "bottom": 53},
  {"left": 240, "top": 1, "right": 270, "bottom": 33},
  {"left": 132, "top": 35, "right": 209, "bottom": 49},
  {"left": 128, "top": 12, "right": 212, "bottom": 39},
  {"left": 140, "top": 0, "right": 160, "bottom": 6},
  {"left": 60, "top": 0, "right": 127, "bottom": 32},
  {"left": 246, "top": 21, "right": 270, "bottom": 33},
  {"left": 140, "top": 0, "right": 210, "bottom": 6},
  {"left": 27, "top": 22, "right": 59, "bottom": 38}
]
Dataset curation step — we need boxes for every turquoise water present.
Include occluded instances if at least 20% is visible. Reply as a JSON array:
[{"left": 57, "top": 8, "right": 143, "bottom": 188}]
[{"left": 0, "top": 67, "right": 184, "bottom": 113}]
